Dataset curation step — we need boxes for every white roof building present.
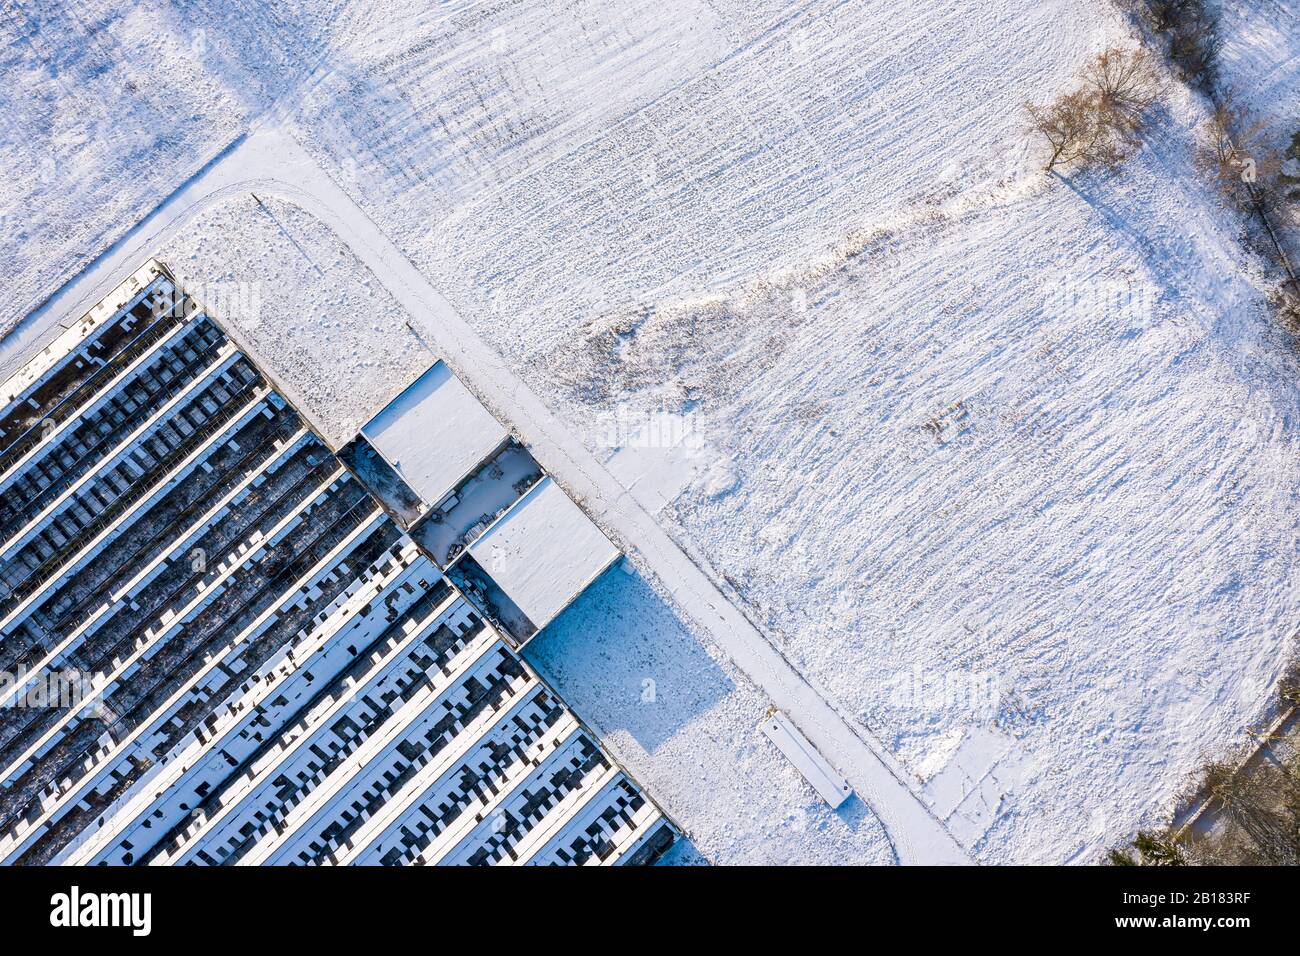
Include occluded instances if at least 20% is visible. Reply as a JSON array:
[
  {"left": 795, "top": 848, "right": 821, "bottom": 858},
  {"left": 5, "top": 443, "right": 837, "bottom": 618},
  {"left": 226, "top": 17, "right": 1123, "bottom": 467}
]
[
  {"left": 361, "top": 360, "right": 508, "bottom": 509},
  {"left": 468, "top": 476, "right": 620, "bottom": 633}
]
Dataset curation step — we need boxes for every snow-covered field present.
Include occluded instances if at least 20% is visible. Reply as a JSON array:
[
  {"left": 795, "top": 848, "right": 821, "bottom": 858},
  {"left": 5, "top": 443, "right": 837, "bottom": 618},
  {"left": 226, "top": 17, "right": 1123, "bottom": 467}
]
[
  {"left": 659, "top": 144, "right": 1300, "bottom": 862},
  {"left": 3, "top": 0, "right": 1299, "bottom": 864},
  {"left": 1220, "top": 0, "right": 1300, "bottom": 137},
  {"left": 1218, "top": 0, "right": 1300, "bottom": 256},
  {"left": 1, "top": 2, "right": 234, "bottom": 331}
]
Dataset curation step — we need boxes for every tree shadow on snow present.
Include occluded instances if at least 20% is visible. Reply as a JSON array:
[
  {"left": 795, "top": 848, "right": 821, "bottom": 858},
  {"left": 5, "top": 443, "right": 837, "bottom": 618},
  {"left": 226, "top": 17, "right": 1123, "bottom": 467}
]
[{"left": 1050, "top": 110, "right": 1214, "bottom": 315}]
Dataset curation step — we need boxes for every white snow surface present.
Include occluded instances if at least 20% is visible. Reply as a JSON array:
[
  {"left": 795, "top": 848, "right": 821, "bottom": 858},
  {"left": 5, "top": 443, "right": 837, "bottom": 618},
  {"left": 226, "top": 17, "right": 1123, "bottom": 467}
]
[
  {"left": 158, "top": 195, "right": 435, "bottom": 448},
  {"left": 1219, "top": 1, "right": 1300, "bottom": 133},
  {"left": 0, "top": 0, "right": 345, "bottom": 334},
  {"left": 4, "top": 0, "right": 1300, "bottom": 863},
  {"left": 529, "top": 563, "right": 894, "bottom": 865}
]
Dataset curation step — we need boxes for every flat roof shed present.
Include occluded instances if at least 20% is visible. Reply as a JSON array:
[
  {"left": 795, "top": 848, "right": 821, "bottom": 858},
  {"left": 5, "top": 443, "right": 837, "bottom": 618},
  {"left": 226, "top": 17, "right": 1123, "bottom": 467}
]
[
  {"left": 468, "top": 476, "right": 620, "bottom": 632},
  {"left": 361, "top": 360, "right": 508, "bottom": 508}
]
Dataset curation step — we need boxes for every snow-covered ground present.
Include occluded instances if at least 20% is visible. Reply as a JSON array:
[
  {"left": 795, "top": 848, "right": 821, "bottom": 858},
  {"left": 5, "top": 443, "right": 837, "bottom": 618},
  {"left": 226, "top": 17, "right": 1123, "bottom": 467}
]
[
  {"left": 0, "top": 2, "right": 233, "bottom": 332},
  {"left": 529, "top": 563, "right": 894, "bottom": 865},
  {"left": 654, "top": 140, "right": 1300, "bottom": 863},
  {"left": 1219, "top": 0, "right": 1300, "bottom": 138},
  {"left": 3, "top": 0, "right": 1300, "bottom": 864},
  {"left": 159, "top": 194, "right": 435, "bottom": 447},
  {"left": 289, "top": 0, "right": 1110, "bottom": 357},
  {"left": 1218, "top": 0, "right": 1300, "bottom": 256}
]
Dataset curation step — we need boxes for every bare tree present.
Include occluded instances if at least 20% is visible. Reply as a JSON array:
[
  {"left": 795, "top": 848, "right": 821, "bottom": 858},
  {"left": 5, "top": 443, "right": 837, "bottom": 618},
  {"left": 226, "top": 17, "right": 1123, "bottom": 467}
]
[
  {"left": 1027, "top": 48, "right": 1161, "bottom": 174},
  {"left": 1082, "top": 47, "right": 1163, "bottom": 142},
  {"left": 1194, "top": 94, "right": 1279, "bottom": 209},
  {"left": 1201, "top": 761, "right": 1300, "bottom": 865},
  {"left": 1166, "top": 3, "right": 1222, "bottom": 91},
  {"left": 1189, "top": 96, "right": 1300, "bottom": 290},
  {"left": 1124, "top": 0, "right": 1222, "bottom": 90},
  {"left": 1026, "top": 90, "right": 1102, "bottom": 172},
  {"left": 1145, "top": 0, "right": 1197, "bottom": 31}
]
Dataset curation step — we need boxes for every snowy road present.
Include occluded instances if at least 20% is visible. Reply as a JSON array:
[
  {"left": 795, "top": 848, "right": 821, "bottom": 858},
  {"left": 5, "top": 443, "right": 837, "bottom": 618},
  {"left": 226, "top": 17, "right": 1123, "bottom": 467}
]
[{"left": 4, "top": 124, "right": 971, "bottom": 866}]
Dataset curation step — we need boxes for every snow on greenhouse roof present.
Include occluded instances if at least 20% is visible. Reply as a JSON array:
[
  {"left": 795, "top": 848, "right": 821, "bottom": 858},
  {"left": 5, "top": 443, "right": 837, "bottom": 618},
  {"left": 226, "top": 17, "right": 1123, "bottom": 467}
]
[
  {"left": 469, "top": 476, "right": 619, "bottom": 631},
  {"left": 361, "top": 360, "right": 508, "bottom": 507}
]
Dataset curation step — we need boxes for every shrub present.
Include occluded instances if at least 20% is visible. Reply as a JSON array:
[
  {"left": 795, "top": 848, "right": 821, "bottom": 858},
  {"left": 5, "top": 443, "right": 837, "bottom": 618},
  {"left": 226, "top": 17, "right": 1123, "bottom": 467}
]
[
  {"left": 1106, "top": 828, "right": 1188, "bottom": 866},
  {"left": 1167, "top": 7, "right": 1221, "bottom": 90}
]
